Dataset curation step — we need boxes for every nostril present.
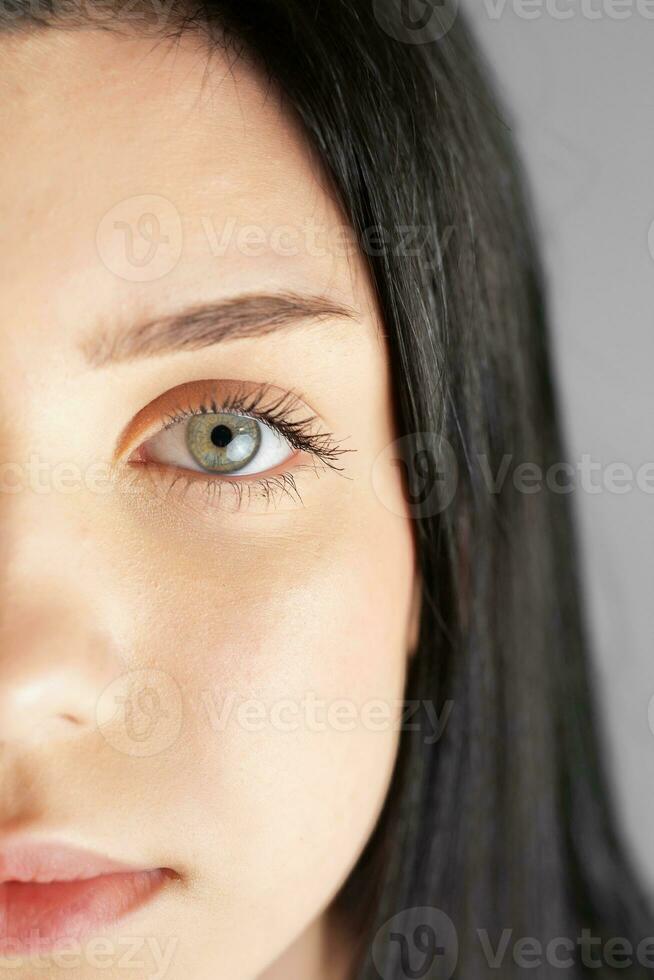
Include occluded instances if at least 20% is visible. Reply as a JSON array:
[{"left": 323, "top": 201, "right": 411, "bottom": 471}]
[
  {"left": 57, "top": 712, "right": 84, "bottom": 727},
  {"left": 25, "top": 710, "right": 91, "bottom": 744},
  {"left": 0, "top": 670, "right": 107, "bottom": 744}
]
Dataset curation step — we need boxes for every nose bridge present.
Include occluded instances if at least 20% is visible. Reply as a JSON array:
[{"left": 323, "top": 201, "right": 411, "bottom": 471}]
[
  {"left": 0, "top": 485, "right": 98, "bottom": 613},
  {"left": 0, "top": 422, "right": 120, "bottom": 554},
  {"left": 0, "top": 491, "right": 125, "bottom": 745}
]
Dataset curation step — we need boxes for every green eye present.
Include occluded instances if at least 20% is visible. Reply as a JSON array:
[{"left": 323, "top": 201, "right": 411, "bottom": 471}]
[{"left": 186, "top": 413, "right": 261, "bottom": 473}]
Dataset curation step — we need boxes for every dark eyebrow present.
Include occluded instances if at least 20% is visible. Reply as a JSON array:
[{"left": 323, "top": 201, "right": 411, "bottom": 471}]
[{"left": 82, "top": 292, "right": 357, "bottom": 367}]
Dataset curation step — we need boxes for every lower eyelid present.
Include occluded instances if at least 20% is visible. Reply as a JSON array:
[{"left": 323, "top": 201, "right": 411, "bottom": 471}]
[{"left": 123, "top": 457, "right": 316, "bottom": 515}]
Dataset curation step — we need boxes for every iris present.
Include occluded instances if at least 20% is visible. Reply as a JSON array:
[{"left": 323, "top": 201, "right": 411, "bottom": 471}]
[{"left": 186, "top": 413, "right": 261, "bottom": 473}]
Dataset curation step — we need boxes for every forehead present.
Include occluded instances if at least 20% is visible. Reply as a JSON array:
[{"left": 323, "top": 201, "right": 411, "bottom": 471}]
[
  {"left": 0, "top": 29, "right": 367, "bottom": 353},
  {"left": 0, "top": 29, "right": 323, "bottom": 214}
]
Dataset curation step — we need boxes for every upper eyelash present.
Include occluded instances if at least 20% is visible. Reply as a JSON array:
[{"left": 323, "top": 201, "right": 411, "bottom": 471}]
[{"left": 158, "top": 383, "right": 352, "bottom": 473}]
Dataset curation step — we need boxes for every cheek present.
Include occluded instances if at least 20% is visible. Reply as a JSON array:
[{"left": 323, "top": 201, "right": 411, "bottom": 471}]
[
  {"left": 112, "top": 475, "right": 414, "bottom": 939},
  {"left": 147, "top": 505, "right": 412, "bottom": 812}
]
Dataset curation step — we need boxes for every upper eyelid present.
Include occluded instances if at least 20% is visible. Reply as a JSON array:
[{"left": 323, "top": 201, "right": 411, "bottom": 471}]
[
  {"left": 158, "top": 389, "right": 310, "bottom": 430},
  {"left": 115, "top": 379, "right": 316, "bottom": 460}
]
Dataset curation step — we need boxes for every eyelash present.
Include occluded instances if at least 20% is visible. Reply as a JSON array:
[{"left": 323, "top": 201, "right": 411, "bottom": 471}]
[{"left": 133, "top": 383, "right": 351, "bottom": 509}]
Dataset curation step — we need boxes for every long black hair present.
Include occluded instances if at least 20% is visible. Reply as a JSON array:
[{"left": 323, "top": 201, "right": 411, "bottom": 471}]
[{"left": 5, "top": 1, "right": 651, "bottom": 976}]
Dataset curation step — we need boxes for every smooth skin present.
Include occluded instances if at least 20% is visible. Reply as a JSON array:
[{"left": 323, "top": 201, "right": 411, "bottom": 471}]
[{"left": 0, "top": 27, "right": 418, "bottom": 980}]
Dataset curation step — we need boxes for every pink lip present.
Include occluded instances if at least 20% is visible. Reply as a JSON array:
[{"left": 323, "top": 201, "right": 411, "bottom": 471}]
[{"left": 0, "top": 841, "right": 173, "bottom": 956}]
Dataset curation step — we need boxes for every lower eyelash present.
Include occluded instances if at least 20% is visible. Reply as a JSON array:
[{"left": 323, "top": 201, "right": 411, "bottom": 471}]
[
  {"left": 148, "top": 462, "right": 327, "bottom": 512},
  {"left": 204, "top": 471, "right": 304, "bottom": 509}
]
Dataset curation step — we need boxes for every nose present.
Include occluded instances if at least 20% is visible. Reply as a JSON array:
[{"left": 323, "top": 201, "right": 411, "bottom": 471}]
[
  {"left": 0, "top": 403, "right": 128, "bottom": 745},
  {"left": 0, "top": 598, "right": 122, "bottom": 745}
]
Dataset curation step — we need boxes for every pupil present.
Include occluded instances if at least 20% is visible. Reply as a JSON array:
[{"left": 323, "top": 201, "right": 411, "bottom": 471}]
[{"left": 211, "top": 424, "right": 233, "bottom": 448}]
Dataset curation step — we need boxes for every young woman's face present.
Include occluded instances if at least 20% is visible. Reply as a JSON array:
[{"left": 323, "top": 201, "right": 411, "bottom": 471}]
[{"left": 0, "top": 29, "right": 416, "bottom": 979}]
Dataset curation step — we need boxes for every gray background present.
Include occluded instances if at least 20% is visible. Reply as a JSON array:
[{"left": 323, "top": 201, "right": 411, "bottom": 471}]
[{"left": 460, "top": 0, "right": 654, "bottom": 890}]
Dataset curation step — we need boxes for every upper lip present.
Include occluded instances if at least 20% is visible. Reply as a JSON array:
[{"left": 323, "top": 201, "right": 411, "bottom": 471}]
[{"left": 0, "top": 840, "right": 151, "bottom": 884}]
